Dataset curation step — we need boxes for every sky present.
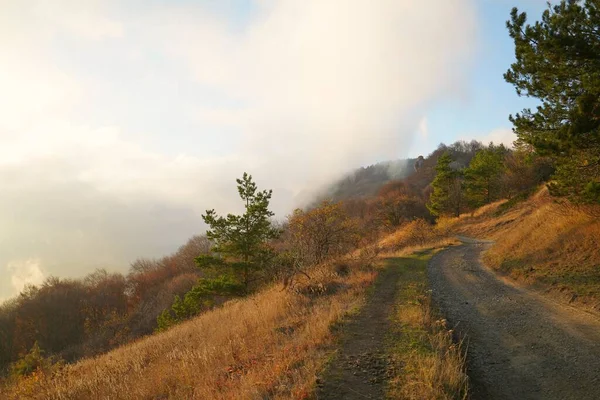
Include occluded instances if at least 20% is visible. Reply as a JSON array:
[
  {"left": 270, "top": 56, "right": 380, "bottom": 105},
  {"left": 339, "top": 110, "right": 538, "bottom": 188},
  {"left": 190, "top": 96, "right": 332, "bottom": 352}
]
[{"left": 0, "top": 0, "right": 549, "bottom": 301}]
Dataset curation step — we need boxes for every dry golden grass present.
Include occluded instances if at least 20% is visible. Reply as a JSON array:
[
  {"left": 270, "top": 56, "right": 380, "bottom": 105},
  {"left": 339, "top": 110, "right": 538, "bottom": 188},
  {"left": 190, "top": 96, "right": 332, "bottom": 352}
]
[
  {"left": 379, "top": 219, "right": 457, "bottom": 255},
  {"left": 386, "top": 253, "right": 469, "bottom": 400},
  {"left": 1, "top": 262, "right": 378, "bottom": 400}
]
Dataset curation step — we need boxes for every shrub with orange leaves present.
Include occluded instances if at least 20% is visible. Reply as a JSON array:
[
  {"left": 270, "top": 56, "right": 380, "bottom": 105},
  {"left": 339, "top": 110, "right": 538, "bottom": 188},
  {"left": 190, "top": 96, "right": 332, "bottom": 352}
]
[{"left": 287, "top": 201, "right": 360, "bottom": 267}]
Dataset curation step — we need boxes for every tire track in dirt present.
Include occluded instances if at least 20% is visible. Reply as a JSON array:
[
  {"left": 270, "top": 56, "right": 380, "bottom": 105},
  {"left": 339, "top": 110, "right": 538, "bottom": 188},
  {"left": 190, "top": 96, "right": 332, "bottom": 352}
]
[
  {"left": 315, "top": 262, "right": 401, "bottom": 399},
  {"left": 428, "top": 239, "right": 600, "bottom": 400}
]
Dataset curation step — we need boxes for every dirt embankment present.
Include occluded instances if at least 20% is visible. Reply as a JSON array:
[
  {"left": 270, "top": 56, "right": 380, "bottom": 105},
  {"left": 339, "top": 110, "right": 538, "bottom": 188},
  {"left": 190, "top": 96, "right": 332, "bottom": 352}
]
[{"left": 429, "top": 240, "right": 600, "bottom": 400}]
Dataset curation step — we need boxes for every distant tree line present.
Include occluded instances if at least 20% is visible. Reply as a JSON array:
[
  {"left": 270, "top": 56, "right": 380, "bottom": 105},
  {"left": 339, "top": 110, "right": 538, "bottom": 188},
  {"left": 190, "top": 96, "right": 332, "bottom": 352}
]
[
  {"left": 0, "top": 235, "right": 211, "bottom": 376},
  {"left": 427, "top": 142, "right": 553, "bottom": 217}
]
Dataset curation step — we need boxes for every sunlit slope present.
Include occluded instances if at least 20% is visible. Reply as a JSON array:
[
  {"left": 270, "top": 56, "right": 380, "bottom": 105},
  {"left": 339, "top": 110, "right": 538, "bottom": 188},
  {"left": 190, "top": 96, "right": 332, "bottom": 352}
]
[
  {"left": 450, "top": 188, "right": 600, "bottom": 311},
  {"left": 1, "top": 259, "right": 377, "bottom": 399}
]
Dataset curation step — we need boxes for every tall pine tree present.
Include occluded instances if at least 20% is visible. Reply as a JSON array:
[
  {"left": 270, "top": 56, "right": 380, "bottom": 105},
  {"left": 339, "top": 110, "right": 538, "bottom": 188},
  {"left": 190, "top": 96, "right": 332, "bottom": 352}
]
[{"left": 505, "top": 1, "right": 600, "bottom": 203}]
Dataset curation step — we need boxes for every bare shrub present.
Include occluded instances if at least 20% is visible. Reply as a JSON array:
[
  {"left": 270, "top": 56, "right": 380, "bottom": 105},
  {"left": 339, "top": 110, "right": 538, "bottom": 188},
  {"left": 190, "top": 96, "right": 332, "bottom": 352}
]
[
  {"left": 287, "top": 201, "right": 360, "bottom": 267},
  {"left": 398, "top": 219, "right": 438, "bottom": 248}
]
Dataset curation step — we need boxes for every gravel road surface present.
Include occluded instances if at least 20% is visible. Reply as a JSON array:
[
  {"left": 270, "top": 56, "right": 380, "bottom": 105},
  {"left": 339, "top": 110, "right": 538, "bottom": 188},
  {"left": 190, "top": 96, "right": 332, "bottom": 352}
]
[{"left": 428, "top": 239, "right": 600, "bottom": 400}]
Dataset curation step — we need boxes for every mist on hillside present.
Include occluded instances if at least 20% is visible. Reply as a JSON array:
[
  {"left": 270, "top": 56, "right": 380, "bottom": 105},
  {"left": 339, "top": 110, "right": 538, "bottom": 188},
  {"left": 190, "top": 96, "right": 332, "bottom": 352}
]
[{"left": 0, "top": 0, "right": 477, "bottom": 300}]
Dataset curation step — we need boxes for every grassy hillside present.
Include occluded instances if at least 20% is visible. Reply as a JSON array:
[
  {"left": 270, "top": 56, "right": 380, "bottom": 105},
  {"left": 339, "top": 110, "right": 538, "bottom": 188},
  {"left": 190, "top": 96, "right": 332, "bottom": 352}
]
[
  {"left": 1, "top": 259, "right": 378, "bottom": 399},
  {"left": 0, "top": 226, "right": 463, "bottom": 399},
  {"left": 2, "top": 141, "right": 598, "bottom": 398}
]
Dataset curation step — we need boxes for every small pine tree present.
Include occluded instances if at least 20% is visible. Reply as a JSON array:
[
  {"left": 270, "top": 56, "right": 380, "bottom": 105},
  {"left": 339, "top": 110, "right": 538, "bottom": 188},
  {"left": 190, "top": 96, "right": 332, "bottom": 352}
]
[
  {"left": 197, "top": 172, "right": 279, "bottom": 292},
  {"left": 156, "top": 173, "right": 278, "bottom": 330},
  {"left": 10, "top": 341, "right": 53, "bottom": 378},
  {"left": 156, "top": 309, "right": 176, "bottom": 332}
]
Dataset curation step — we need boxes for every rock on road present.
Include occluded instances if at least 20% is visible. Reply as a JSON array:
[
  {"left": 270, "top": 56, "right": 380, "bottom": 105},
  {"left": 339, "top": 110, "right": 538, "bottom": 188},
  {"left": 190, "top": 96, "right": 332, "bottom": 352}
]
[{"left": 428, "top": 238, "right": 600, "bottom": 400}]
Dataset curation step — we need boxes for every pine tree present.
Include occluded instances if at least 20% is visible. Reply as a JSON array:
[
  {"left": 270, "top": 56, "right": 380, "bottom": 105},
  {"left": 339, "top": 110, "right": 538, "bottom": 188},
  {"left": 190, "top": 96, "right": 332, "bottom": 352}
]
[
  {"left": 464, "top": 145, "right": 507, "bottom": 207},
  {"left": 156, "top": 173, "right": 279, "bottom": 330},
  {"left": 10, "top": 341, "right": 54, "bottom": 377},
  {"left": 505, "top": 1, "right": 600, "bottom": 203},
  {"left": 197, "top": 172, "right": 279, "bottom": 292},
  {"left": 427, "top": 152, "right": 464, "bottom": 217}
]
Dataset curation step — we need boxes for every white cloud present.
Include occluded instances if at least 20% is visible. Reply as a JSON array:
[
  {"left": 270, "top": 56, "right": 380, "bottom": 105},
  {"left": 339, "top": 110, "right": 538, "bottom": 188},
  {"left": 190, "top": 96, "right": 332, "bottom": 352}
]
[
  {"left": 7, "top": 259, "right": 45, "bottom": 294},
  {"left": 33, "top": 2, "right": 124, "bottom": 40},
  {"left": 165, "top": 0, "right": 477, "bottom": 186},
  {"left": 418, "top": 118, "right": 429, "bottom": 139},
  {"left": 0, "top": 0, "right": 478, "bottom": 299},
  {"left": 467, "top": 127, "right": 517, "bottom": 148}
]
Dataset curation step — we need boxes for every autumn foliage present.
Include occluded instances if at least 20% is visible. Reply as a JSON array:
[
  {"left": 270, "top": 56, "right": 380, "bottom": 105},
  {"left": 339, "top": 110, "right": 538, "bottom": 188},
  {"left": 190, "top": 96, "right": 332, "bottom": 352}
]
[{"left": 287, "top": 201, "right": 360, "bottom": 266}]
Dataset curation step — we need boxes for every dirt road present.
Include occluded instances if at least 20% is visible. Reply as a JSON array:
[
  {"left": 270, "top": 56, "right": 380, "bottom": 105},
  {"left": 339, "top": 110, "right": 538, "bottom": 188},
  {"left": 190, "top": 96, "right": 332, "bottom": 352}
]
[{"left": 428, "top": 239, "right": 600, "bottom": 400}]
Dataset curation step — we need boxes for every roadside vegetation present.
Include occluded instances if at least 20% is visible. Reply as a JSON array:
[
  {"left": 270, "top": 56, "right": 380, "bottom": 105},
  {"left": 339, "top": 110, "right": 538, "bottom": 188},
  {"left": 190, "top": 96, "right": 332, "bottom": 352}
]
[
  {"left": 385, "top": 252, "right": 468, "bottom": 400},
  {"left": 0, "top": 138, "right": 545, "bottom": 389},
  {"left": 2, "top": 140, "right": 596, "bottom": 397}
]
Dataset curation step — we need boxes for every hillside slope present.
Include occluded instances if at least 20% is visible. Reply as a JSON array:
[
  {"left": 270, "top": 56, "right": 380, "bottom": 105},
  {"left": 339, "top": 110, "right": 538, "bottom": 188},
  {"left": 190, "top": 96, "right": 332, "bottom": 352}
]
[
  {"left": 0, "top": 258, "right": 379, "bottom": 399},
  {"left": 448, "top": 187, "right": 600, "bottom": 312},
  {"left": 0, "top": 224, "right": 461, "bottom": 399},
  {"left": 317, "top": 158, "right": 414, "bottom": 202}
]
